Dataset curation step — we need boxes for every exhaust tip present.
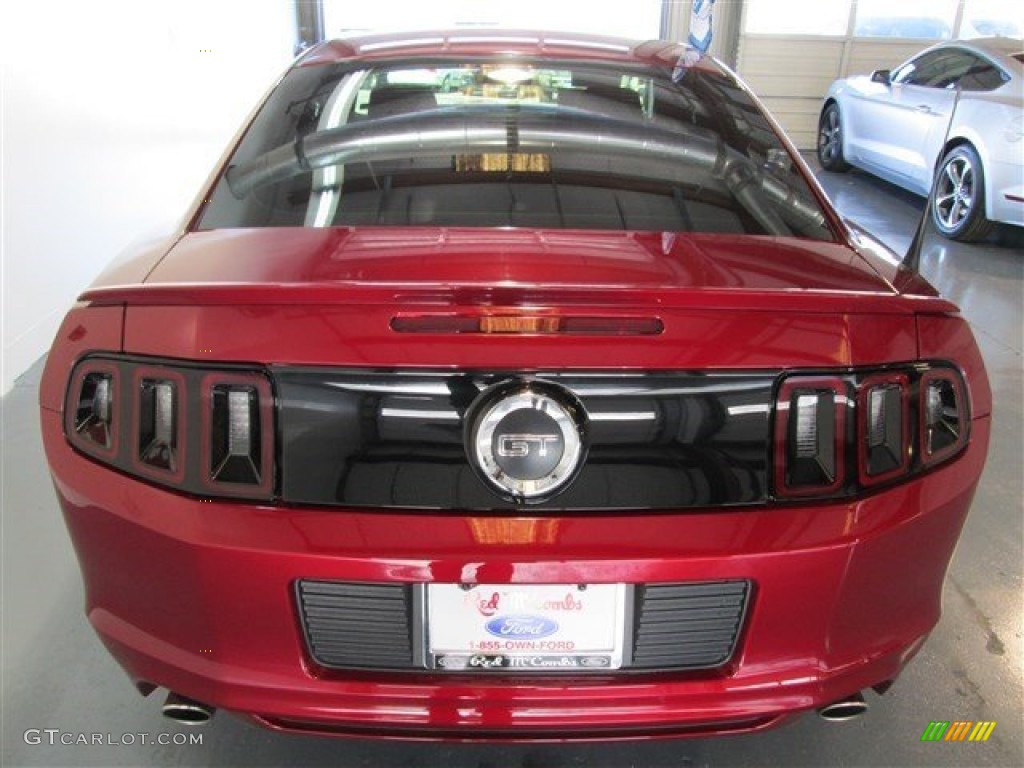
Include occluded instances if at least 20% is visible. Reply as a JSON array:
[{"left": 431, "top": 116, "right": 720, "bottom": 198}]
[
  {"left": 162, "top": 692, "right": 215, "bottom": 725},
  {"left": 818, "top": 692, "right": 868, "bottom": 722}
]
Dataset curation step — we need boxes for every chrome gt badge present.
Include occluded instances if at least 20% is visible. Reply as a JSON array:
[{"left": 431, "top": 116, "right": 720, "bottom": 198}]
[{"left": 467, "top": 381, "right": 587, "bottom": 502}]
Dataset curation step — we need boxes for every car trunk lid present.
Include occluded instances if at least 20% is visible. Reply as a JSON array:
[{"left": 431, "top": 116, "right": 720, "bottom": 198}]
[
  {"left": 79, "top": 227, "right": 948, "bottom": 369},
  {"left": 135, "top": 227, "right": 896, "bottom": 296}
]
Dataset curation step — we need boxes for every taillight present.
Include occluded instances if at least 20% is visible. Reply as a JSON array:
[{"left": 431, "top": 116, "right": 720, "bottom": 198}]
[
  {"left": 133, "top": 368, "right": 186, "bottom": 482},
  {"left": 63, "top": 355, "right": 971, "bottom": 506},
  {"left": 858, "top": 373, "right": 910, "bottom": 485},
  {"left": 66, "top": 363, "right": 119, "bottom": 459},
  {"left": 921, "top": 369, "right": 967, "bottom": 465},
  {"left": 212, "top": 388, "right": 258, "bottom": 480},
  {"left": 775, "top": 364, "right": 969, "bottom": 500},
  {"left": 63, "top": 356, "right": 274, "bottom": 501},
  {"left": 201, "top": 373, "right": 274, "bottom": 497},
  {"left": 775, "top": 377, "right": 847, "bottom": 497}
]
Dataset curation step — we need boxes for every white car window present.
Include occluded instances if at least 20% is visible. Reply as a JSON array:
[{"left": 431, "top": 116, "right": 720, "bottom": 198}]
[
  {"left": 956, "top": 55, "right": 1009, "bottom": 91},
  {"left": 892, "top": 48, "right": 1005, "bottom": 90}
]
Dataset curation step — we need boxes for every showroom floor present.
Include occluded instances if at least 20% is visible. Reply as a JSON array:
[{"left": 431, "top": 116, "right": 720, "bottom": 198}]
[{"left": 2, "top": 162, "right": 1021, "bottom": 768}]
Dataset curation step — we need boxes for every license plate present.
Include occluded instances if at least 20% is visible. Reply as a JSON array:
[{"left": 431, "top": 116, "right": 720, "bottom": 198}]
[{"left": 425, "top": 583, "right": 627, "bottom": 672}]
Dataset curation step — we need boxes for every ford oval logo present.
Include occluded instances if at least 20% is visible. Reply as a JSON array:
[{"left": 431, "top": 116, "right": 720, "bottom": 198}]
[{"left": 485, "top": 615, "right": 559, "bottom": 639}]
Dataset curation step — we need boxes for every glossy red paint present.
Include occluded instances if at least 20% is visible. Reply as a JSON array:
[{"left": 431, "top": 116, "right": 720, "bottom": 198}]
[
  {"left": 42, "top": 407, "right": 990, "bottom": 738},
  {"left": 87, "top": 228, "right": 931, "bottom": 370},
  {"left": 42, "top": 237, "right": 988, "bottom": 744},
  {"left": 133, "top": 228, "right": 896, "bottom": 292},
  {"left": 39, "top": 304, "right": 124, "bottom": 412},
  {"left": 39, "top": 30, "right": 993, "bottom": 741},
  {"left": 113, "top": 303, "right": 920, "bottom": 371}
]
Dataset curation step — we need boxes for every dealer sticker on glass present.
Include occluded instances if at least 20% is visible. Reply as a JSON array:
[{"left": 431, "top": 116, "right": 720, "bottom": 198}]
[{"left": 426, "top": 583, "right": 627, "bottom": 672}]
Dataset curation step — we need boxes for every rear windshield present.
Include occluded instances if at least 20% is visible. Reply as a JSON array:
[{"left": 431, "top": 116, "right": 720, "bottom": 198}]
[{"left": 198, "top": 57, "right": 834, "bottom": 240}]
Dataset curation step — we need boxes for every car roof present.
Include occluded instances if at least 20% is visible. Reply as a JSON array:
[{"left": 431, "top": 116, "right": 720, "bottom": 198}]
[
  {"left": 894, "top": 36, "right": 1024, "bottom": 80},
  {"left": 956, "top": 35, "right": 1024, "bottom": 56},
  {"left": 297, "top": 28, "right": 703, "bottom": 71},
  {"left": 941, "top": 36, "right": 1024, "bottom": 68}
]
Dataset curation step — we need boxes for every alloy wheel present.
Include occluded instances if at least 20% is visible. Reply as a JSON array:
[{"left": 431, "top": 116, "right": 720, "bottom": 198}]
[
  {"left": 819, "top": 108, "right": 841, "bottom": 164},
  {"left": 934, "top": 154, "right": 975, "bottom": 230}
]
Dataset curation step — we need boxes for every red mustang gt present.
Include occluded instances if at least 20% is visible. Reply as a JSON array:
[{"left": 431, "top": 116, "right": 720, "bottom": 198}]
[{"left": 41, "top": 30, "right": 990, "bottom": 740}]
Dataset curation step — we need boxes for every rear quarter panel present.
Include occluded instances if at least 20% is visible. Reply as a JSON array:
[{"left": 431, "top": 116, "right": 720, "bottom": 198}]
[{"left": 950, "top": 94, "right": 1024, "bottom": 224}]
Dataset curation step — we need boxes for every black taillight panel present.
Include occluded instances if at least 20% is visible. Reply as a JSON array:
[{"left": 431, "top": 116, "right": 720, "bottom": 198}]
[
  {"left": 63, "top": 356, "right": 275, "bottom": 501},
  {"left": 63, "top": 355, "right": 970, "bottom": 508},
  {"left": 774, "top": 364, "right": 969, "bottom": 501}
]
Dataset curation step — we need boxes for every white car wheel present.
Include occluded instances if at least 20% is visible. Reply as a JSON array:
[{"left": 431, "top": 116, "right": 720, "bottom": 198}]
[
  {"left": 817, "top": 103, "right": 851, "bottom": 172},
  {"left": 931, "top": 145, "right": 994, "bottom": 242}
]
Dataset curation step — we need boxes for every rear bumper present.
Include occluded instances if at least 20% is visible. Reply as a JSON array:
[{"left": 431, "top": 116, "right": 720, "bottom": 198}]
[{"left": 42, "top": 407, "right": 990, "bottom": 740}]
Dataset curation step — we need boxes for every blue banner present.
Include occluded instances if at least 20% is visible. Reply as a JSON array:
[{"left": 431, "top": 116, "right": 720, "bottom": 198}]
[{"left": 688, "top": 0, "right": 716, "bottom": 54}]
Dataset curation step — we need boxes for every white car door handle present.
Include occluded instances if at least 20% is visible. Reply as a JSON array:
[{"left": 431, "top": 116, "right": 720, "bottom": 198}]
[{"left": 915, "top": 104, "right": 933, "bottom": 113}]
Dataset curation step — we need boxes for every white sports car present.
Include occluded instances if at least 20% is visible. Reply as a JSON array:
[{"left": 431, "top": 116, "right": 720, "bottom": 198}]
[{"left": 819, "top": 37, "right": 1024, "bottom": 241}]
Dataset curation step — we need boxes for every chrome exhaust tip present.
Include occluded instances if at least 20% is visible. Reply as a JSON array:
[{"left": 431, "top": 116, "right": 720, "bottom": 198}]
[
  {"left": 818, "top": 692, "right": 868, "bottom": 722},
  {"left": 162, "top": 692, "right": 215, "bottom": 725}
]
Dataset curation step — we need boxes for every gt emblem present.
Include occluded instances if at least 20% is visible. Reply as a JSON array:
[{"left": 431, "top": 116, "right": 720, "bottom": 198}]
[
  {"left": 466, "top": 382, "right": 587, "bottom": 502},
  {"left": 497, "top": 434, "right": 561, "bottom": 458}
]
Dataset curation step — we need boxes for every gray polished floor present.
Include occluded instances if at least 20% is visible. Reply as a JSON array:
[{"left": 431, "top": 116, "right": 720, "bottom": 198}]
[{"left": 2, "top": 163, "right": 1021, "bottom": 767}]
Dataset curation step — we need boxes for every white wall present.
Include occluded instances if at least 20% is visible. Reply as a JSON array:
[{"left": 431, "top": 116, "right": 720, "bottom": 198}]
[{"left": 0, "top": 0, "right": 294, "bottom": 394}]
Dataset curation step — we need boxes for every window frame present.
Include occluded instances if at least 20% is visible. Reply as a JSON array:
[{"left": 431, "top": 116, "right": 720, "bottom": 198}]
[{"left": 892, "top": 46, "right": 1010, "bottom": 91}]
